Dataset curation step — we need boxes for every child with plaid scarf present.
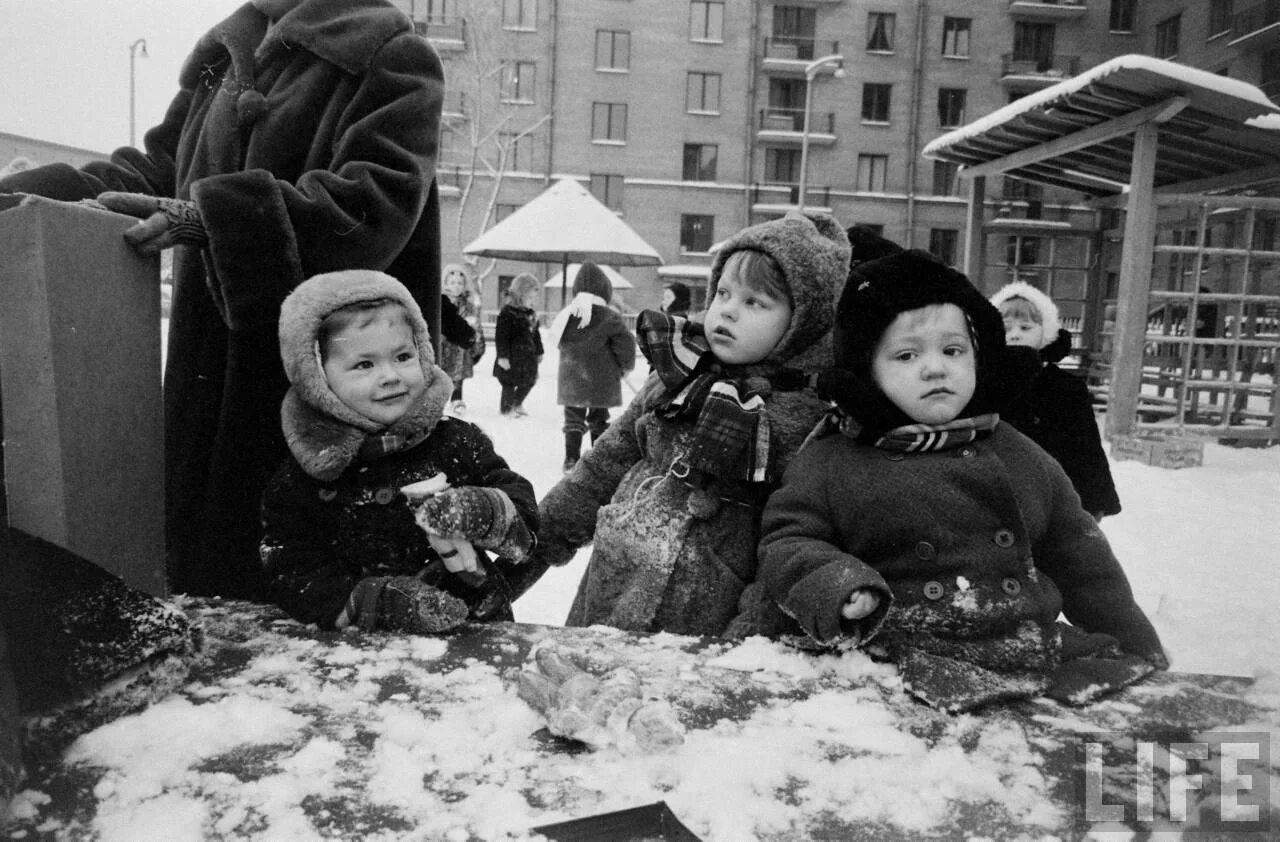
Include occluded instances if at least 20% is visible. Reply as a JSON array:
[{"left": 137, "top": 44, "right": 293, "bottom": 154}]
[{"left": 507, "top": 214, "right": 852, "bottom": 637}]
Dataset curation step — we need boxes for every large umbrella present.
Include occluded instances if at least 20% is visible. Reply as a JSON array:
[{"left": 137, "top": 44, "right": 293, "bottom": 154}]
[{"left": 463, "top": 178, "right": 662, "bottom": 305}]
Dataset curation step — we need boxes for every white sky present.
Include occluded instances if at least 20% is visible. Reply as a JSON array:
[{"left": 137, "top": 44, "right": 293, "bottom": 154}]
[{"left": 0, "top": 1, "right": 245, "bottom": 153}]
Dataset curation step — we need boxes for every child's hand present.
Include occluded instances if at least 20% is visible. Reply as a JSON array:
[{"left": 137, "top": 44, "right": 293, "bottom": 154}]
[
  {"left": 413, "top": 486, "right": 508, "bottom": 544},
  {"left": 841, "top": 588, "right": 881, "bottom": 621},
  {"left": 497, "top": 357, "right": 511, "bottom": 370},
  {"left": 427, "top": 533, "right": 479, "bottom": 574},
  {"left": 336, "top": 575, "right": 468, "bottom": 634}
]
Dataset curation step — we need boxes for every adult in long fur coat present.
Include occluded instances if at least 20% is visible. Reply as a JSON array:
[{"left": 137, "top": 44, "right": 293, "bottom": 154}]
[{"left": 0, "top": 0, "right": 444, "bottom": 599}]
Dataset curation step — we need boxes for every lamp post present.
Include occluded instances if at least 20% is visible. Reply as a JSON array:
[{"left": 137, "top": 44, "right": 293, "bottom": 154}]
[
  {"left": 129, "top": 39, "right": 149, "bottom": 147},
  {"left": 796, "top": 54, "right": 844, "bottom": 213}
]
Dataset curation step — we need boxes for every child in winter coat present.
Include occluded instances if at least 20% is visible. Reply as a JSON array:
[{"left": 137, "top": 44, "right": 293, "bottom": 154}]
[
  {"left": 439, "top": 263, "right": 484, "bottom": 415},
  {"left": 990, "top": 282, "right": 1121, "bottom": 519},
  {"left": 659, "top": 282, "right": 692, "bottom": 318},
  {"left": 755, "top": 250, "right": 1166, "bottom": 712},
  {"left": 260, "top": 270, "right": 538, "bottom": 633},
  {"left": 549, "top": 263, "right": 638, "bottom": 472},
  {"left": 494, "top": 273, "right": 545, "bottom": 416},
  {"left": 518, "top": 214, "right": 852, "bottom": 637}
]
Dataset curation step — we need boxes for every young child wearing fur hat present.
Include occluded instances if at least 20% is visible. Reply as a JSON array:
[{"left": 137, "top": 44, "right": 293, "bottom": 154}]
[
  {"left": 260, "top": 270, "right": 538, "bottom": 633},
  {"left": 510, "top": 213, "right": 851, "bottom": 637},
  {"left": 494, "top": 273, "right": 545, "bottom": 416},
  {"left": 990, "top": 282, "right": 1121, "bottom": 519},
  {"left": 756, "top": 250, "right": 1166, "bottom": 712}
]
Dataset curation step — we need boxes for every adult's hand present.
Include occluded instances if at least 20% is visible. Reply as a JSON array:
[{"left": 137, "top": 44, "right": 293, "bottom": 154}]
[{"left": 97, "top": 192, "right": 207, "bottom": 255}]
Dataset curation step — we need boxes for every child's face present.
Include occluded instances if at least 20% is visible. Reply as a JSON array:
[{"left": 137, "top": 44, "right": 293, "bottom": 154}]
[
  {"left": 871, "top": 303, "right": 977, "bottom": 426},
  {"left": 1002, "top": 311, "right": 1044, "bottom": 349},
  {"left": 660, "top": 288, "right": 677, "bottom": 311},
  {"left": 443, "top": 271, "right": 466, "bottom": 298},
  {"left": 322, "top": 305, "right": 426, "bottom": 427},
  {"left": 704, "top": 268, "right": 792, "bottom": 366}
]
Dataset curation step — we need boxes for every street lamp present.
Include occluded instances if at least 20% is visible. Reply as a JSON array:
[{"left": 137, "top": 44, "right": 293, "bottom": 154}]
[
  {"left": 796, "top": 54, "right": 844, "bottom": 213},
  {"left": 129, "top": 39, "right": 149, "bottom": 147}
]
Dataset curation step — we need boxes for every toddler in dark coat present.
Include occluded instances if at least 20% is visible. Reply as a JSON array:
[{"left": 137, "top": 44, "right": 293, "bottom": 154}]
[
  {"left": 260, "top": 270, "right": 538, "bottom": 633},
  {"left": 757, "top": 250, "right": 1166, "bottom": 712},
  {"left": 990, "top": 282, "right": 1121, "bottom": 519},
  {"left": 494, "top": 273, "right": 545, "bottom": 416}
]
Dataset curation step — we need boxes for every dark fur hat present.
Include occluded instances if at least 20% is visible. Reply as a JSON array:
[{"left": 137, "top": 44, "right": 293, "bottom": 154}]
[{"left": 572, "top": 262, "right": 613, "bottom": 301}]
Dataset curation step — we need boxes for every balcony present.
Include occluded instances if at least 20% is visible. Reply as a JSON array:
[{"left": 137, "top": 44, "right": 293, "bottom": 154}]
[
  {"left": 1228, "top": 0, "right": 1280, "bottom": 49},
  {"left": 1000, "top": 53, "right": 1081, "bottom": 90},
  {"left": 761, "top": 38, "right": 842, "bottom": 74},
  {"left": 755, "top": 108, "right": 837, "bottom": 145},
  {"left": 1008, "top": 0, "right": 1088, "bottom": 21},
  {"left": 751, "top": 182, "right": 834, "bottom": 214},
  {"left": 414, "top": 17, "right": 467, "bottom": 51}
]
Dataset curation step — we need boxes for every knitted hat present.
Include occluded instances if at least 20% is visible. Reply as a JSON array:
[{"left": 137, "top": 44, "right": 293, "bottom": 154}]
[
  {"left": 277, "top": 269, "right": 453, "bottom": 480},
  {"left": 846, "top": 225, "right": 904, "bottom": 267},
  {"left": 708, "top": 212, "right": 852, "bottom": 371},
  {"left": 572, "top": 262, "right": 613, "bottom": 301},
  {"left": 989, "top": 281, "right": 1062, "bottom": 350}
]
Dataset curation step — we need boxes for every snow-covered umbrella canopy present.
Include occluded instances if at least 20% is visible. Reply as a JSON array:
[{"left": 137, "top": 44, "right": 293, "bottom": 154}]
[
  {"left": 543, "top": 263, "right": 634, "bottom": 289},
  {"left": 463, "top": 178, "right": 662, "bottom": 303}
]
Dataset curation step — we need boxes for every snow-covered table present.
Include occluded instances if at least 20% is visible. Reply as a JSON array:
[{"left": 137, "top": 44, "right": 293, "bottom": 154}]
[{"left": 10, "top": 598, "right": 1279, "bottom": 840}]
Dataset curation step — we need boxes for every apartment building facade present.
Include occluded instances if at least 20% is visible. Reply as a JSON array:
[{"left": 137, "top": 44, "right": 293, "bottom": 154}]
[{"left": 396, "top": 0, "right": 1280, "bottom": 310}]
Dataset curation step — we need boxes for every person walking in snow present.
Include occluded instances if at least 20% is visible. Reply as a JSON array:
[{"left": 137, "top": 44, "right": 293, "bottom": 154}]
[
  {"left": 512, "top": 214, "right": 851, "bottom": 638},
  {"left": 548, "top": 263, "right": 637, "bottom": 472},
  {"left": 260, "top": 270, "right": 538, "bottom": 633},
  {"left": 0, "top": 0, "right": 444, "bottom": 602},
  {"left": 439, "top": 263, "right": 485, "bottom": 415},
  {"left": 494, "top": 273, "right": 544, "bottom": 417},
  {"left": 754, "top": 249, "right": 1166, "bottom": 712},
  {"left": 990, "top": 282, "right": 1121, "bottom": 520}
]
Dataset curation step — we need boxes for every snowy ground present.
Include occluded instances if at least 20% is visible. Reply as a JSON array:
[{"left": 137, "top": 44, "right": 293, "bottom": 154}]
[{"left": 466, "top": 346, "right": 1280, "bottom": 680}]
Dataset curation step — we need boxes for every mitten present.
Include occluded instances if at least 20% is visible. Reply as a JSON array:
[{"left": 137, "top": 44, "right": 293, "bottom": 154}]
[
  {"left": 96, "top": 192, "right": 207, "bottom": 255},
  {"left": 341, "top": 576, "right": 468, "bottom": 634},
  {"left": 413, "top": 486, "right": 515, "bottom": 548},
  {"left": 780, "top": 563, "right": 891, "bottom": 645}
]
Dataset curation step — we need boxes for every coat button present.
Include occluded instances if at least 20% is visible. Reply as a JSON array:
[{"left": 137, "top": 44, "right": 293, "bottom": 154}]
[
  {"left": 1001, "top": 577, "right": 1022, "bottom": 595},
  {"left": 915, "top": 541, "right": 935, "bottom": 560},
  {"left": 317, "top": 488, "right": 337, "bottom": 502},
  {"left": 923, "top": 581, "right": 945, "bottom": 600},
  {"left": 994, "top": 529, "right": 1015, "bottom": 547},
  {"left": 959, "top": 447, "right": 976, "bottom": 458},
  {"left": 374, "top": 487, "right": 397, "bottom": 505}
]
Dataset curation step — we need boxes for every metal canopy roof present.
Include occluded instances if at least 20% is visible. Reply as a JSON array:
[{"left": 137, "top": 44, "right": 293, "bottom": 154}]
[{"left": 923, "top": 55, "right": 1280, "bottom": 197}]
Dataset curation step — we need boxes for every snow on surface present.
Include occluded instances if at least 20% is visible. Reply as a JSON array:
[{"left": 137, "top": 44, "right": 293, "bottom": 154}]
[{"left": 8, "top": 343, "right": 1280, "bottom": 840}]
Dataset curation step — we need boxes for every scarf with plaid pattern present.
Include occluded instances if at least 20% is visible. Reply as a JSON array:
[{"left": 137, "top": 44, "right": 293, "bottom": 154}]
[
  {"left": 805, "top": 409, "right": 999, "bottom": 454},
  {"left": 637, "top": 310, "right": 807, "bottom": 483}
]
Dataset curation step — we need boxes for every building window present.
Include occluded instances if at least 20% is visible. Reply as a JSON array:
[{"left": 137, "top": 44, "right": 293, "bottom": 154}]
[
  {"left": 589, "top": 174, "right": 624, "bottom": 211},
  {"left": 861, "top": 83, "right": 891, "bottom": 123},
  {"left": 690, "top": 0, "right": 724, "bottom": 42},
  {"left": 1006, "top": 235, "right": 1041, "bottom": 267},
  {"left": 502, "top": 0, "right": 536, "bottom": 30},
  {"left": 1003, "top": 177, "right": 1044, "bottom": 203},
  {"left": 942, "top": 17, "right": 971, "bottom": 58},
  {"left": 682, "top": 143, "right": 718, "bottom": 181},
  {"left": 932, "top": 160, "right": 960, "bottom": 196},
  {"left": 856, "top": 154, "right": 888, "bottom": 192},
  {"left": 498, "top": 131, "right": 532, "bottom": 171},
  {"left": 929, "top": 229, "right": 959, "bottom": 266},
  {"left": 765, "top": 148, "right": 800, "bottom": 184},
  {"left": 681, "top": 214, "right": 714, "bottom": 253},
  {"left": 1108, "top": 0, "right": 1135, "bottom": 32},
  {"left": 591, "top": 102, "right": 628, "bottom": 142},
  {"left": 495, "top": 203, "right": 519, "bottom": 223},
  {"left": 499, "top": 61, "right": 535, "bottom": 103},
  {"left": 867, "top": 12, "right": 895, "bottom": 52},
  {"left": 1209, "top": 0, "right": 1232, "bottom": 37},
  {"left": 937, "top": 88, "right": 967, "bottom": 128},
  {"left": 686, "top": 72, "right": 721, "bottom": 114},
  {"left": 423, "top": 0, "right": 453, "bottom": 24},
  {"left": 1155, "top": 15, "right": 1180, "bottom": 58},
  {"left": 595, "top": 30, "right": 630, "bottom": 70},
  {"left": 1013, "top": 22, "right": 1056, "bottom": 70},
  {"left": 773, "top": 6, "right": 817, "bottom": 59}
]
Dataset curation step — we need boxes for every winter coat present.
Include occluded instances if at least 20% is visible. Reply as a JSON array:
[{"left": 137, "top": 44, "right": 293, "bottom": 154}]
[
  {"left": 0, "top": 0, "right": 444, "bottom": 600},
  {"left": 756, "top": 423, "right": 1165, "bottom": 707},
  {"left": 260, "top": 418, "right": 538, "bottom": 629},
  {"left": 1002, "top": 346, "right": 1121, "bottom": 517},
  {"left": 537, "top": 374, "right": 833, "bottom": 636},
  {"left": 555, "top": 303, "right": 636, "bottom": 408},
  {"left": 439, "top": 293, "right": 481, "bottom": 383},
  {"left": 494, "top": 304, "right": 543, "bottom": 389}
]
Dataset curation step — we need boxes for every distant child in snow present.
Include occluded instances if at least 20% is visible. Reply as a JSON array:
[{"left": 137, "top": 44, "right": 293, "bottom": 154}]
[
  {"left": 516, "top": 214, "right": 852, "bottom": 637},
  {"left": 990, "top": 282, "right": 1120, "bottom": 520},
  {"left": 755, "top": 250, "right": 1166, "bottom": 712},
  {"left": 548, "top": 263, "right": 638, "bottom": 472},
  {"left": 260, "top": 270, "right": 537, "bottom": 634},
  {"left": 659, "top": 281, "right": 692, "bottom": 318},
  {"left": 438, "top": 263, "right": 485, "bottom": 415},
  {"left": 494, "top": 273, "right": 545, "bottom": 416}
]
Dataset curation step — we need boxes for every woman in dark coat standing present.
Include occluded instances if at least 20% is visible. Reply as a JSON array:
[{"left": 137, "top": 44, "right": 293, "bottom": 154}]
[
  {"left": 494, "top": 273, "right": 544, "bottom": 416},
  {"left": 0, "top": 0, "right": 444, "bottom": 599},
  {"left": 549, "top": 263, "right": 637, "bottom": 472}
]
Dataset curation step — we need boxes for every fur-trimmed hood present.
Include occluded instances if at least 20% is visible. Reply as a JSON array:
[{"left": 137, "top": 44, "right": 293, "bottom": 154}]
[
  {"left": 990, "top": 282, "right": 1062, "bottom": 350},
  {"left": 708, "top": 212, "right": 851, "bottom": 372},
  {"left": 277, "top": 269, "right": 453, "bottom": 481}
]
